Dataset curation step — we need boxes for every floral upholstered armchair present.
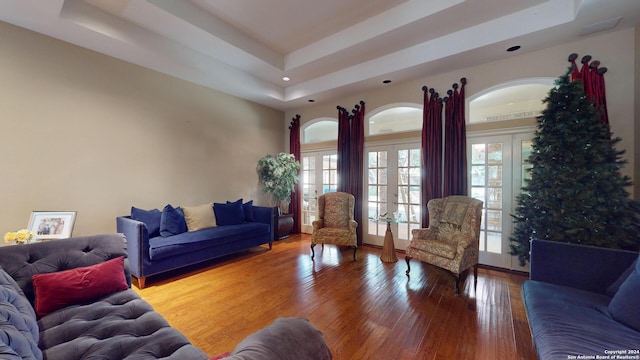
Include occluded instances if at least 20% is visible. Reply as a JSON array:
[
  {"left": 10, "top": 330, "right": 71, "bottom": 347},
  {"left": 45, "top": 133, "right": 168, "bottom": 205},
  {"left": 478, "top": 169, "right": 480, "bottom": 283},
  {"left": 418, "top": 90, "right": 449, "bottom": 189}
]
[
  {"left": 311, "top": 192, "right": 358, "bottom": 261},
  {"left": 405, "top": 195, "right": 483, "bottom": 294}
]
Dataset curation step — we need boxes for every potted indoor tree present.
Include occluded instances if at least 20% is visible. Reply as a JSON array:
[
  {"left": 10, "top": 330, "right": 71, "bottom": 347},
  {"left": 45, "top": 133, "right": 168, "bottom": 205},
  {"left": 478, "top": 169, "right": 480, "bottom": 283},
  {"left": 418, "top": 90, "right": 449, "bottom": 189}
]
[{"left": 257, "top": 153, "right": 301, "bottom": 239}]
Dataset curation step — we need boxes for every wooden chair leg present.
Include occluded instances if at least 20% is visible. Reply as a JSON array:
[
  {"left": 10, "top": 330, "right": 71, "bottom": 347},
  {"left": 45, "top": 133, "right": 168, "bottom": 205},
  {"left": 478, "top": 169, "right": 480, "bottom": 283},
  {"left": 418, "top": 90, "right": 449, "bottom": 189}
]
[
  {"left": 454, "top": 274, "right": 461, "bottom": 295},
  {"left": 353, "top": 246, "right": 357, "bottom": 261},
  {"left": 474, "top": 264, "right": 478, "bottom": 290},
  {"left": 405, "top": 256, "right": 412, "bottom": 275},
  {"left": 310, "top": 243, "right": 316, "bottom": 259}
]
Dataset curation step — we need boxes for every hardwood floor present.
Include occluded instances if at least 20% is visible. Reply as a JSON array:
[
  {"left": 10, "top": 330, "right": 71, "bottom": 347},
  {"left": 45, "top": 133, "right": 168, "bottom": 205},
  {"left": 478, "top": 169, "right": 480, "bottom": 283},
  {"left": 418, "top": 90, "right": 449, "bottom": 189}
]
[{"left": 133, "top": 234, "right": 537, "bottom": 359}]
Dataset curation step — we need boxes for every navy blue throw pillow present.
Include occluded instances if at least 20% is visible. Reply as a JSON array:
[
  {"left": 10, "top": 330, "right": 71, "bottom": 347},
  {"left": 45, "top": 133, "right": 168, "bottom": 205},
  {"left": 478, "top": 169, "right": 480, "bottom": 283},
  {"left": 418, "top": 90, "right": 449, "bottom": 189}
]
[
  {"left": 243, "top": 200, "right": 255, "bottom": 222},
  {"left": 226, "top": 199, "right": 255, "bottom": 222},
  {"left": 160, "top": 204, "right": 187, "bottom": 237},
  {"left": 215, "top": 199, "right": 245, "bottom": 226},
  {"left": 131, "top": 207, "right": 162, "bottom": 238}
]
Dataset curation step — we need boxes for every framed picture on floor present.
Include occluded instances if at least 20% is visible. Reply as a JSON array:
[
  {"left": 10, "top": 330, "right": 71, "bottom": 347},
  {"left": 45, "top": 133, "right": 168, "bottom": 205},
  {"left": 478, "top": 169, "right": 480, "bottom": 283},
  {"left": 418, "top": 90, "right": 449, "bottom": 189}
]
[{"left": 28, "top": 211, "right": 77, "bottom": 240}]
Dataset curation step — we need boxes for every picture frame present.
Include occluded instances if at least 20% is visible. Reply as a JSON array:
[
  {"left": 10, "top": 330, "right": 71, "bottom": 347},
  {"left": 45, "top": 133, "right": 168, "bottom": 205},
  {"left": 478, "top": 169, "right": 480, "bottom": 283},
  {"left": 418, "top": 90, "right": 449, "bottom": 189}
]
[{"left": 28, "top": 211, "right": 77, "bottom": 240}]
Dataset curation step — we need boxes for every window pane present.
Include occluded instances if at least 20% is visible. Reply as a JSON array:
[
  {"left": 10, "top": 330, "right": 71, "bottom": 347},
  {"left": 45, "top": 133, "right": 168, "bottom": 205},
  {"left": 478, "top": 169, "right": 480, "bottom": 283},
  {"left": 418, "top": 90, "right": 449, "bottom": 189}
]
[
  {"left": 468, "top": 83, "right": 552, "bottom": 124},
  {"left": 488, "top": 143, "right": 503, "bottom": 164},
  {"left": 303, "top": 120, "right": 338, "bottom": 143},
  {"left": 471, "top": 166, "right": 485, "bottom": 186},
  {"left": 368, "top": 107, "right": 422, "bottom": 135},
  {"left": 472, "top": 144, "right": 486, "bottom": 164}
]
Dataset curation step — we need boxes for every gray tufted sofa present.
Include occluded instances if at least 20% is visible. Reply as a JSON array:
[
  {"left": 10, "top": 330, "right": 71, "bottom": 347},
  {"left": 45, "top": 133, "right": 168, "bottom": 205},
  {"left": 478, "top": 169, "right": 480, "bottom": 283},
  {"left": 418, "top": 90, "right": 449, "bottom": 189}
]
[
  {"left": 0, "top": 233, "right": 333, "bottom": 360},
  {"left": 0, "top": 233, "right": 209, "bottom": 359}
]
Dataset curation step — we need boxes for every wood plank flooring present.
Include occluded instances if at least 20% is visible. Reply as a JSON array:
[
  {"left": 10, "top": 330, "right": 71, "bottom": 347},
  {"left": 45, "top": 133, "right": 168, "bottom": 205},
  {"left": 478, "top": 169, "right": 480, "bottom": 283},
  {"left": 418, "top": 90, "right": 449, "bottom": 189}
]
[{"left": 133, "top": 234, "right": 537, "bottom": 359}]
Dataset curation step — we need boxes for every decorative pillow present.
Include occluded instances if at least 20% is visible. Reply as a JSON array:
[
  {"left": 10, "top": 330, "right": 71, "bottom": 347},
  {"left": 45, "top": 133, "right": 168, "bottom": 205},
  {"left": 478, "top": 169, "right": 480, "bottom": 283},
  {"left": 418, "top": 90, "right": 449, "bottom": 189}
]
[
  {"left": 227, "top": 199, "right": 255, "bottom": 222},
  {"left": 131, "top": 207, "right": 162, "bottom": 237},
  {"left": 214, "top": 199, "right": 245, "bottom": 226},
  {"left": 608, "top": 256, "right": 640, "bottom": 332},
  {"left": 183, "top": 203, "right": 216, "bottom": 231},
  {"left": 32, "top": 257, "right": 128, "bottom": 317},
  {"left": 160, "top": 204, "right": 187, "bottom": 237},
  {"left": 209, "top": 353, "right": 230, "bottom": 360},
  {"left": 606, "top": 258, "right": 638, "bottom": 297},
  {"left": 243, "top": 200, "right": 255, "bottom": 222}
]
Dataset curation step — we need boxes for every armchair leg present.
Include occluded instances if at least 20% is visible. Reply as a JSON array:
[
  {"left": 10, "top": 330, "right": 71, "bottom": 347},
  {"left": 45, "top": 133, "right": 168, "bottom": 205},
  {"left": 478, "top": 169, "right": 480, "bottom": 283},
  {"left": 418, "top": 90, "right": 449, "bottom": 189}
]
[
  {"left": 352, "top": 246, "right": 357, "bottom": 261},
  {"left": 311, "top": 243, "right": 316, "bottom": 259},
  {"left": 474, "top": 264, "right": 478, "bottom": 290},
  {"left": 405, "top": 256, "right": 412, "bottom": 275},
  {"left": 454, "top": 274, "right": 461, "bottom": 295}
]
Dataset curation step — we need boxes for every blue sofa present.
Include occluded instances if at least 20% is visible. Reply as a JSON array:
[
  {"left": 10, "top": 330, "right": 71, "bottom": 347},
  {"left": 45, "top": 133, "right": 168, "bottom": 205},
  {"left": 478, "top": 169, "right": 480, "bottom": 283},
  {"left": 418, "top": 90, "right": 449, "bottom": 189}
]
[
  {"left": 117, "top": 204, "right": 274, "bottom": 288},
  {"left": 523, "top": 239, "right": 640, "bottom": 360}
]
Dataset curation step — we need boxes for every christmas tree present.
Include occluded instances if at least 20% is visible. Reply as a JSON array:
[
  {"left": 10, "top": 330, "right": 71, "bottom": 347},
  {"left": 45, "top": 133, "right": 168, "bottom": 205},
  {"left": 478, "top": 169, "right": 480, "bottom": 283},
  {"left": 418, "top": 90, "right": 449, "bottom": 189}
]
[{"left": 509, "top": 70, "right": 640, "bottom": 266}]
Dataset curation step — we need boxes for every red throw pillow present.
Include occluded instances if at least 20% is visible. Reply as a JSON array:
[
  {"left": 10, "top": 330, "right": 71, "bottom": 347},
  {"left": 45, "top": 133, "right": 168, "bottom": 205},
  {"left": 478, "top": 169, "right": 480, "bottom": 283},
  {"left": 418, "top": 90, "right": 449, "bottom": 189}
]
[{"left": 32, "top": 256, "right": 128, "bottom": 317}]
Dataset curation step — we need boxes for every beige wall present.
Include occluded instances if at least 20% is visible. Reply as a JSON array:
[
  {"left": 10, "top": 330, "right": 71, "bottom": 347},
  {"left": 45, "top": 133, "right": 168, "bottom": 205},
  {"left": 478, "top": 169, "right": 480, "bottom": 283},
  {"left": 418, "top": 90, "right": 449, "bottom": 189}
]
[
  {"left": 286, "top": 27, "right": 638, "bottom": 197},
  {"left": 0, "top": 21, "right": 284, "bottom": 237}
]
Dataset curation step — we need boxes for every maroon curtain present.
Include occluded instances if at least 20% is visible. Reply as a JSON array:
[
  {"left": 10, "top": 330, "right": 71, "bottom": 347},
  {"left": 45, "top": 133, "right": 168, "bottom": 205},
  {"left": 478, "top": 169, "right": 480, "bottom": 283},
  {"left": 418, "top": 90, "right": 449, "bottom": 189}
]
[
  {"left": 337, "top": 106, "right": 351, "bottom": 193},
  {"left": 336, "top": 102, "right": 365, "bottom": 245},
  {"left": 568, "top": 53, "right": 609, "bottom": 125},
  {"left": 443, "top": 78, "right": 468, "bottom": 197},
  {"left": 288, "top": 114, "right": 301, "bottom": 233},
  {"left": 420, "top": 87, "right": 443, "bottom": 227},
  {"left": 349, "top": 102, "right": 365, "bottom": 245}
]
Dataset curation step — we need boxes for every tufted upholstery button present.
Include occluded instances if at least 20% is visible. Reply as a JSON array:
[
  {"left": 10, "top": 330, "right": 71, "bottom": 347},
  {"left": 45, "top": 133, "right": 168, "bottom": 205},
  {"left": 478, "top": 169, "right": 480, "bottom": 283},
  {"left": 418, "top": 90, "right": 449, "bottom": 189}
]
[{"left": 82, "top": 246, "right": 92, "bottom": 253}]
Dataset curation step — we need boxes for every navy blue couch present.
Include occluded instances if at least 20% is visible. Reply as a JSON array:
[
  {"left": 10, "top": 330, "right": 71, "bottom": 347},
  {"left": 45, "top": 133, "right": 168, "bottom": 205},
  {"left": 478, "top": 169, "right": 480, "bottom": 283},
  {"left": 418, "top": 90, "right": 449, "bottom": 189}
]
[
  {"left": 523, "top": 239, "right": 640, "bottom": 359},
  {"left": 117, "top": 205, "right": 274, "bottom": 288}
]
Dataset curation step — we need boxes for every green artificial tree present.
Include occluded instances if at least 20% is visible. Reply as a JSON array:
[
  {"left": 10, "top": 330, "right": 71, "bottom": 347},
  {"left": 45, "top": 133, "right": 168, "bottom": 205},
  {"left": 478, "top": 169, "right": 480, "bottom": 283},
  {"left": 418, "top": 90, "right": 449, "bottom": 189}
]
[{"left": 509, "top": 70, "right": 640, "bottom": 266}]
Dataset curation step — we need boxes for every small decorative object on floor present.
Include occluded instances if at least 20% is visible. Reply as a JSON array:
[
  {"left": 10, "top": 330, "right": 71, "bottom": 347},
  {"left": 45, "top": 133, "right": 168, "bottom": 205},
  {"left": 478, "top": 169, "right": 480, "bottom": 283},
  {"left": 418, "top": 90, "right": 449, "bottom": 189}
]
[{"left": 4, "top": 229, "right": 36, "bottom": 244}]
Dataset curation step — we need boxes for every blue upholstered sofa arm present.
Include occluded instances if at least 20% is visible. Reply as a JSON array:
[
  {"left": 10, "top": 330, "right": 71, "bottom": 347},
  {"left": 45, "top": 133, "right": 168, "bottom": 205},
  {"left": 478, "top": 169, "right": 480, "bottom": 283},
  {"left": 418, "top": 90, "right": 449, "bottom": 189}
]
[
  {"left": 116, "top": 216, "right": 147, "bottom": 279},
  {"left": 530, "top": 239, "right": 638, "bottom": 294}
]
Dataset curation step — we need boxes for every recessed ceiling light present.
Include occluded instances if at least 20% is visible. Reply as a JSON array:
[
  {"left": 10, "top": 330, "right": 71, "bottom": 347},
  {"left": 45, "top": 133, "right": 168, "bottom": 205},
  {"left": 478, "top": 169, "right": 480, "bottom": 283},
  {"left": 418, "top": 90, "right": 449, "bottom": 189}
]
[
  {"left": 382, "top": 80, "right": 392, "bottom": 84},
  {"left": 506, "top": 45, "right": 521, "bottom": 52},
  {"left": 282, "top": 76, "right": 290, "bottom": 81}
]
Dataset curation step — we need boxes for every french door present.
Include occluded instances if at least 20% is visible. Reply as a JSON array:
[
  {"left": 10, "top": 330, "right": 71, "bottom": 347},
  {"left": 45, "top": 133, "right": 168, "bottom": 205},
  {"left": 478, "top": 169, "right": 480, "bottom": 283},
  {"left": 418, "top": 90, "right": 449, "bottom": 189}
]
[
  {"left": 300, "top": 151, "right": 338, "bottom": 234},
  {"left": 468, "top": 131, "right": 533, "bottom": 271},
  {"left": 363, "top": 144, "right": 421, "bottom": 250}
]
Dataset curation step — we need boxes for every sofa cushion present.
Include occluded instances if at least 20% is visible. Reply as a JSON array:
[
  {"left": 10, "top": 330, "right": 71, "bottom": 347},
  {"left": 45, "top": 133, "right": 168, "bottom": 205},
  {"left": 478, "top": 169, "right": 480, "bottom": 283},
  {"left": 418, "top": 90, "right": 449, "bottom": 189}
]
[
  {"left": 149, "top": 223, "right": 270, "bottom": 261},
  {"left": 522, "top": 280, "right": 640, "bottom": 359},
  {"left": 183, "top": 203, "right": 217, "bottom": 231},
  {"left": 131, "top": 207, "right": 161, "bottom": 238},
  {"left": 160, "top": 204, "right": 187, "bottom": 237},
  {"left": 32, "top": 257, "right": 128, "bottom": 317},
  {"left": 227, "top": 318, "right": 332, "bottom": 360},
  {"left": 606, "top": 258, "right": 638, "bottom": 297},
  {"left": 608, "top": 256, "right": 640, "bottom": 332},
  {"left": 0, "top": 268, "right": 41, "bottom": 360},
  {"left": 38, "top": 289, "right": 208, "bottom": 360},
  {"left": 214, "top": 199, "right": 245, "bottom": 226}
]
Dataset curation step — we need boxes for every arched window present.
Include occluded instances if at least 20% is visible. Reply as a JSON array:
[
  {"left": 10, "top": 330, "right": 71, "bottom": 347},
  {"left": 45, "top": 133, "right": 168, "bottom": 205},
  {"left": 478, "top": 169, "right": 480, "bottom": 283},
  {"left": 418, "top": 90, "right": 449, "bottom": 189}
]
[
  {"left": 302, "top": 118, "right": 338, "bottom": 144},
  {"left": 468, "top": 79, "right": 554, "bottom": 124},
  {"left": 367, "top": 104, "right": 422, "bottom": 136}
]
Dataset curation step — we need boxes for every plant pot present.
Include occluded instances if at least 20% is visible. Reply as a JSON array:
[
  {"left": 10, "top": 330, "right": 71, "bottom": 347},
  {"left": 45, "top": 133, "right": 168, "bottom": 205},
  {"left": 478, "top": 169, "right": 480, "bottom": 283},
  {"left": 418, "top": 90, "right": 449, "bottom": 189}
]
[{"left": 275, "top": 214, "right": 294, "bottom": 240}]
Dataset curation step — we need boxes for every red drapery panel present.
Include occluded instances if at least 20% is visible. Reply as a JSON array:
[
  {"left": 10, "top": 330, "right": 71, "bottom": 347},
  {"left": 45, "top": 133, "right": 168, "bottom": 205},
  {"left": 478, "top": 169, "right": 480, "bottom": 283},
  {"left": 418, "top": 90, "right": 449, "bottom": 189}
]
[
  {"left": 349, "top": 102, "right": 365, "bottom": 245},
  {"left": 420, "top": 87, "right": 443, "bottom": 227},
  {"left": 336, "top": 102, "right": 365, "bottom": 245},
  {"left": 337, "top": 106, "right": 351, "bottom": 193},
  {"left": 568, "top": 53, "right": 609, "bottom": 125},
  {"left": 288, "top": 114, "right": 301, "bottom": 234},
  {"left": 443, "top": 78, "right": 468, "bottom": 197}
]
